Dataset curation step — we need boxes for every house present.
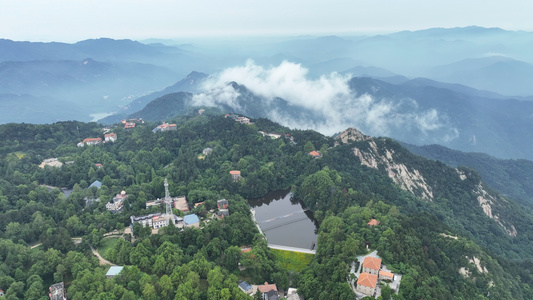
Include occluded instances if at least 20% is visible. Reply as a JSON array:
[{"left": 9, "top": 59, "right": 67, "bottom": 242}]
[
  {"left": 174, "top": 196, "right": 189, "bottom": 212},
  {"left": 356, "top": 272, "right": 378, "bottom": 296},
  {"left": 362, "top": 256, "right": 382, "bottom": 275},
  {"left": 234, "top": 116, "right": 252, "bottom": 124},
  {"left": 240, "top": 246, "right": 252, "bottom": 253},
  {"left": 89, "top": 180, "right": 102, "bottom": 189},
  {"left": 124, "top": 122, "right": 135, "bottom": 129},
  {"left": 0, "top": 289, "right": 3, "bottom": 297},
  {"left": 267, "top": 133, "right": 282, "bottom": 139},
  {"left": 95, "top": 163, "right": 103, "bottom": 168},
  {"left": 257, "top": 282, "right": 278, "bottom": 300},
  {"left": 106, "top": 191, "right": 128, "bottom": 213},
  {"left": 39, "top": 158, "right": 63, "bottom": 168},
  {"left": 106, "top": 266, "right": 124, "bottom": 278},
  {"left": 217, "top": 209, "right": 229, "bottom": 218},
  {"left": 238, "top": 280, "right": 253, "bottom": 295},
  {"left": 379, "top": 270, "right": 394, "bottom": 281},
  {"left": 230, "top": 170, "right": 241, "bottom": 182},
  {"left": 84, "top": 137, "right": 102, "bottom": 146},
  {"left": 217, "top": 199, "right": 229, "bottom": 209},
  {"left": 152, "top": 123, "right": 177, "bottom": 133},
  {"left": 308, "top": 151, "right": 322, "bottom": 158},
  {"left": 368, "top": 218, "right": 380, "bottom": 226},
  {"left": 203, "top": 147, "right": 213, "bottom": 155},
  {"left": 183, "top": 214, "right": 200, "bottom": 228},
  {"left": 194, "top": 202, "right": 205, "bottom": 208},
  {"left": 105, "top": 133, "right": 117, "bottom": 142},
  {"left": 48, "top": 282, "right": 66, "bottom": 300}
]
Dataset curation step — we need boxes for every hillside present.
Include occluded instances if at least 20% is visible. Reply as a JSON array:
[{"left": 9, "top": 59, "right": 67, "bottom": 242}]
[
  {"left": 1, "top": 115, "right": 533, "bottom": 298},
  {"left": 401, "top": 143, "right": 533, "bottom": 207}
]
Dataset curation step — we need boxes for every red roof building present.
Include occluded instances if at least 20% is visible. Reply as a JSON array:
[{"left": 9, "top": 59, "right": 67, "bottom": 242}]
[
  {"left": 257, "top": 281, "right": 278, "bottom": 294},
  {"left": 362, "top": 256, "right": 382, "bottom": 275},
  {"left": 309, "top": 151, "right": 322, "bottom": 158},
  {"left": 368, "top": 219, "right": 380, "bottom": 226},
  {"left": 356, "top": 273, "right": 378, "bottom": 296}
]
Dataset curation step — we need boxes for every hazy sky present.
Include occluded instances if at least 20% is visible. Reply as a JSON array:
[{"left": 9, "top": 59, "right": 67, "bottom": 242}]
[{"left": 2, "top": 0, "right": 533, "bottom": 42}]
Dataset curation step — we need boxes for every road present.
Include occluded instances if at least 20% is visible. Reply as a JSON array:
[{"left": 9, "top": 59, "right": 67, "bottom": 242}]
[{"left": 90, "top": 245, "right": 115, "bottom": 266}]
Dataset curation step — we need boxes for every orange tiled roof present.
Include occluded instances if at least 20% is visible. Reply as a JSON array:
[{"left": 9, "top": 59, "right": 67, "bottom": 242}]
[
  {"left": 229, "top": 170, "right": 241, "bottom": 175},
  {"left": 105, "top": 133, "right": 117, "bottom": 137},
  {"left": 368, "top": 219, "right": 380, "bottom": 226},
  {"left": 362, "top": 256, "right": 382, "bottom": 271},
  {"left": 309, "top": 151, "right": 321, "bottom": 157},
  {"left": 257, "top": 282, "right": 278, "bottom": 293},
  {"left": 83, "top": 138, "right": 102, "bottom": 143},
  {"left": 357, "top": 272, "right": 378, "bottom": 288},
  {"left": 379, "top": 270, "right": 394, "bottom": 278}
]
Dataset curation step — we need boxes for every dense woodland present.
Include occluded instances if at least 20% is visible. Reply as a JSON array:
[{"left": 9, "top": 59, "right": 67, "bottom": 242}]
[{"left": 0, "top": 114, "right": 533, "bottom": 299}]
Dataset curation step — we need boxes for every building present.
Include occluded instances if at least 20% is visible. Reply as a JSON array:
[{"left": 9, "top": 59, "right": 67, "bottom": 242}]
[
  {"left": 106, "top": 191, "right": 128, "bottom": 213},
  {"left": 48, "top": 282, "right": 66, "bottom": 300},
  {"left": 106, "top": 266, "right": 124, "bottom": 278},
  {"left": 308, "top": 151, "right": 322, "bottom": 158},
  {"left": 0, "top": 289, "right": 4, "bottom": 297},
  {"left": 124, "top": 122, "right": 135, "bottom": 129},
  {"left": 131, "top": 213, "right": 162, "bottom": 228},
  {"left": 286, "top": 288, "right": 301, "bottom": 300},
  {"left": 78, "top": 137, "right": 102, "bottom": 147},
  {"left": 217, "top": 209, "right": 229, "bottom": 218},
  {"left": 183, "top": 214, "right": 200, "bottom": 228},
  {"left": 152, "top": 215, "right": 170, "bottom": 228},
  {"left": 356, "top": 272, "right": 378, "bottom": 296},
  {"left": 368, "top": 218, "right": 380, "bottom": 226},
  {"left": 230, "top": 170, "right": 241, "bottom": 182},
  {"left": 105, "top": 133, "right": 117, "bottom": 142},
  {"left": 95, "top": 163, "right": 103, "bottom": 168},
  {"left": 153, "top": 123, "right": 177, "bottom": 133},
  {"left": 266, "top": 133, "right": 282, "bottom": 139},
  {"left": 217, "top": 199, "right": 229, "bottom": 209},
  {"left": 194, "top": 202, "right": 205, "bottom": 208},
  {"left": 203, "top": 147, "right": 213, "bottom": 155},
  {"left": 238, "top": 280, "right": 253, "bottom": 295},
  {"left": 39, "top": 158, "right": 63, "bottom": 168},
  {"left": 379, "top": 270, "right": 394, "bottom": 281},
  {"left": 362, "top": 256, "right": 382, "bottom": 275},
  {"left": 89, "top": 180, "right": 102, "bottom": 189},
  {"left": 257, "top": 282, "right": 278, "bottom": 300}
]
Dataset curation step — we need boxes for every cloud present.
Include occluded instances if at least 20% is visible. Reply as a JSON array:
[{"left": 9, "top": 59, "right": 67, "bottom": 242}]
[{"left": 193, "top": 60, "right": 458, "bottom": 142}]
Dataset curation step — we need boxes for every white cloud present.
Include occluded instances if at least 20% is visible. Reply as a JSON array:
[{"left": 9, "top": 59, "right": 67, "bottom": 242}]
[{"left": 193, "top": 60, "right": 458, "bottom": 141}]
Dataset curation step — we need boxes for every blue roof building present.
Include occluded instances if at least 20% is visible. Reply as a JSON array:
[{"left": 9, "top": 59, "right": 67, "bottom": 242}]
[
  {"left": 238, "top": 280, "right": 253, "bottom": 294},
  {"left": 89, "top": 180, "right": 102, "bottom": 189},
  {"left": 183, "top": 214, "right": 200, "bottom": 227},
  {"left": 106, "top": 266, "right": 124, "bottom": 278}
]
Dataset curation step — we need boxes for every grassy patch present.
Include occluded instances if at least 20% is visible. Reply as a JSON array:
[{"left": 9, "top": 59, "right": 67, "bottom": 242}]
[
  {"left": 99, "top": 237, "right": 120, "bottom": 260},
  {"left": 271, "top": 249, "right": 313, "bottom": 272}
]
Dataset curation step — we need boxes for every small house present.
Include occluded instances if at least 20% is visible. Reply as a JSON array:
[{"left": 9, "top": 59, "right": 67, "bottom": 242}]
[
  {"left": 362, "top": 256, "right": 382, "bottom": 275},
  {"left": 308, "top": 151, "right": 322, "bottom": 158},
  {"left": 368, "top": 218, "right": 380, "bottom": 226},
  {"left": 106, "top": 266, "right": 124, "bottom": 278},
  {"left": 104, "top": 133, "right": 117, "bottom": 142},
  {"left": 257, "top": 282, "right": 278, "bottom": 300},
  {"left": 238, "top": 280, "right": 253, "bottom": 295},
  {"left": 217, "top": 199, "right": 229, "bottom": 209},
  {"left": 217, "top": 209, "right": 229, "bottom": 218},
  {"left": 89, "top": 180, "right": 102, "bottom": 189},
  {"left": 230, "top": 170, "right": 241, "bottom": 182},
  {"left": 48, "top": 282, "right": 65, "bottom": 300},
  {"left": 184, "top": 214, "right": 200, "bottom": 228}
]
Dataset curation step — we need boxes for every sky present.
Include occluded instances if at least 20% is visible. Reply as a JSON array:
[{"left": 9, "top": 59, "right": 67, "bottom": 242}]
[{"left": 1, "top": 0, "right": 533, "bottom": 42}]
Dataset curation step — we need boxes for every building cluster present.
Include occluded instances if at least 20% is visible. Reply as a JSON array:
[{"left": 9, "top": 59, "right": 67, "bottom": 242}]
[
  {"left": 152, "top": 122, "right": 177, "bottom": 133},
  {"left": 77, "top": 132, "right": 117, "bottom": 147},
  {"left": 356, "top": 256, "right": 396, "bottom": 297},
  {"left": 105, "top": 191, "right": 128, "bottom": 213}
]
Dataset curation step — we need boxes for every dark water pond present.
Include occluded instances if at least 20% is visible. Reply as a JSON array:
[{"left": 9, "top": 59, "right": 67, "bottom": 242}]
[{"left": 248, "top": 189, "right": 318, "bottom": 249}]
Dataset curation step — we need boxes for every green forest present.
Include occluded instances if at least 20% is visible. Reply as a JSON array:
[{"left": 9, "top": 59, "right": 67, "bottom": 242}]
[{"left": 1, "top": 114, "right": 533, "bottom": 299}]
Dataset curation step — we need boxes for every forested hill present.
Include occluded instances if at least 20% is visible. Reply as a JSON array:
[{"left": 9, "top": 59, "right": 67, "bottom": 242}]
[
  {"left": 0, "top": 115, "right": 532, "bottom": 299},
  {"left": 401, "top": 142, "right": 533, "bottom": 208}
]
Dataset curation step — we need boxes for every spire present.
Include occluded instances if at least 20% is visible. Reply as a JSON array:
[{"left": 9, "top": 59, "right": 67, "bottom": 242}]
[{"left": 164, "top": 178, "right": 173, "bottom": 222}]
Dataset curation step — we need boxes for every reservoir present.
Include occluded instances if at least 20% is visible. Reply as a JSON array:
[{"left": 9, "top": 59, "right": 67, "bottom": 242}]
[{"left": 248, "top": 189, "right": 318, "bottom": 250}]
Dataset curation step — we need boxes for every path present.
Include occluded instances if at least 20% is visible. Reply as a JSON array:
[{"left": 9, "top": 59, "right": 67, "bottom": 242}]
[
  {"left": 268, "top": 244, "right": 316, "bottom": 254},
  {"left": 90, "top": 245, "right": 115, "bottom": 266}
]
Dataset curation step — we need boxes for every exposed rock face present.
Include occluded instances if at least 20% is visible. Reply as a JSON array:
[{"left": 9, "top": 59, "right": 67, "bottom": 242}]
[
  {"left": 336, "top": 127, "right": 517, "bottom": 237},
  {"left": 473, "top": 183, "right": 517, "bottom": 237},
  {"left": 459, "top": 256, "right": 489, "bottom": 278},
  {"left": 335, "top": 127, "right": 369, "bottom": 144},
  {"left": 352, "top": 140, "right": 434, "bottom": 201}
]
